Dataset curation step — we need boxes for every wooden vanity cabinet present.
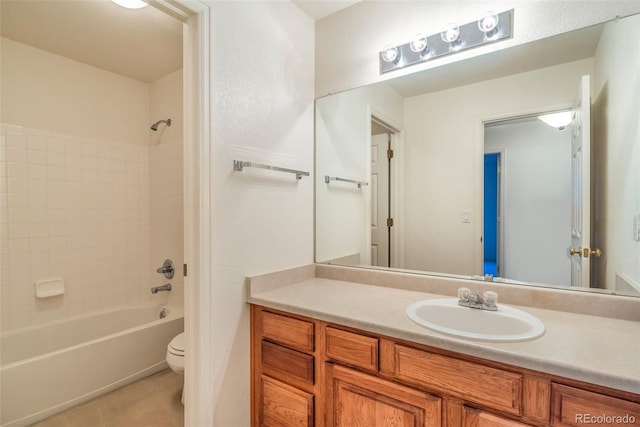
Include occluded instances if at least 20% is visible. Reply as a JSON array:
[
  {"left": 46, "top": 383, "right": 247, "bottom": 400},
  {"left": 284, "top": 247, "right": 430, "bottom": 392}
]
[{"left": 251, "top": 305, "right": 640, "bottom": 427}]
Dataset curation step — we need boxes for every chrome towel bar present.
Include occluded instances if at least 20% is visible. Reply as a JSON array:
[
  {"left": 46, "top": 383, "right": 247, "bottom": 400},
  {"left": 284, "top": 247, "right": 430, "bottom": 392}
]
[
  {"left": 324, "top": 175, "right": 368, "bottom": 188},
  {"left": 233, "top": 160, "right": 309, "bottom": 180}
]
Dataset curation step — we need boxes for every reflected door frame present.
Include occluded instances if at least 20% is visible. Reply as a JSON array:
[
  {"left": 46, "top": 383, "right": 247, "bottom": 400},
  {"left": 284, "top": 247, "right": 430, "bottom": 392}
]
[{"left": 367, "top": 107, "right": 405, "bottom": 269}]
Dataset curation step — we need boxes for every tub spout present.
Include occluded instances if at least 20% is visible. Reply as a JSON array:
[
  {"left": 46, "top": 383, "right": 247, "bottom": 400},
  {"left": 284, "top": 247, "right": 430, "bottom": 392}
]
[{"left": 151, "top": 283, "right": 172, "bottom": 294}]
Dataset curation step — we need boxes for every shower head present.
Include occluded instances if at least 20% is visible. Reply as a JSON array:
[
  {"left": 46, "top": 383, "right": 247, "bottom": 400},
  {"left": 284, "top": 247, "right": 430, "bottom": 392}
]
[{"left": 150, "top": 118, "right": 172, "bottom": 131}]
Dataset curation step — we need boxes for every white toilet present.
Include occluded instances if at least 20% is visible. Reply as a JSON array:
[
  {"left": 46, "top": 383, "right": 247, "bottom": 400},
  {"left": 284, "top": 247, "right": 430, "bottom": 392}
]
[{"left": 166, "top": 332, "right": 185, "bottom": 403}]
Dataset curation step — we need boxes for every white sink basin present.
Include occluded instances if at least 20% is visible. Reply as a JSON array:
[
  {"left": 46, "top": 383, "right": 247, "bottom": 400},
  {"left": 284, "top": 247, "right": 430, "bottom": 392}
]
[{"left": 405, "top": 298, "right": 545, "bottom": 342}]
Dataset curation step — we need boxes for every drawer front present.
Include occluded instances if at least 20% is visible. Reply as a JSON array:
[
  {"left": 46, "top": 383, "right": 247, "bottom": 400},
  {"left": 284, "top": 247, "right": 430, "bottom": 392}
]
[
  {"left": 551, "top": 384, "right": 640, "bottom": 427},
  {"left": 393, "top": 344, "right": 523, "bottom": 415},
  {"left": 261, "top": 310, "right": 314, "bottom": 352},
  {"left": 261, "top": 375, "right": 313, "bottom": 427},
  {"left": 262, "top": 340, "right": 314, "bottom": 385},
  {"left": 325, "top": 326, "right": 379, "bottom": 372}
]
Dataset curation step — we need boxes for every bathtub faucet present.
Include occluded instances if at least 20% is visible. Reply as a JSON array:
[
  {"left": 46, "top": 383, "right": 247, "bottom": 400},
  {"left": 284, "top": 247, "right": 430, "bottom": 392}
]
[{"left": 151, "top": 283, "right": 172, "bottom": 294}]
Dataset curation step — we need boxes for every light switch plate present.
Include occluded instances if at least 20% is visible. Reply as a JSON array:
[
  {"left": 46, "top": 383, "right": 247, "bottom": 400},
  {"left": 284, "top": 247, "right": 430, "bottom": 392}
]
[{"left": 462, "top": 210, "right": 471, "bottom": 223}]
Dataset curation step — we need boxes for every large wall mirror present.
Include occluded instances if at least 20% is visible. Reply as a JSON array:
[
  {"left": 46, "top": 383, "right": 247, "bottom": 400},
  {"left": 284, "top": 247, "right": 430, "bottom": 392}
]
[{"left": 315, "top": 13, "right": 640, "bottom": 297}]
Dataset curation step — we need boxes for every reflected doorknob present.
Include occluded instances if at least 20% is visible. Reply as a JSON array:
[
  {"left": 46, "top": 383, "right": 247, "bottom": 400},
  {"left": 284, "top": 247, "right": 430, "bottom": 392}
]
[
  {"left": 569, "top": 247, "right": 602, "bottom": 257},
  {"left": 569, "top": 247, "right": 582, "bottom": 256}
]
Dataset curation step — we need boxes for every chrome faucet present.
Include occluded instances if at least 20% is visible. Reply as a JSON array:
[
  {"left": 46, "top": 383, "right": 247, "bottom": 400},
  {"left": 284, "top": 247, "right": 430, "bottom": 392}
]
[
  {"left": 457, "top": 288, "right": 498, "bottom": 311},
  {"left": 151, "top": 283, "right": 172, "bottom": 294}
]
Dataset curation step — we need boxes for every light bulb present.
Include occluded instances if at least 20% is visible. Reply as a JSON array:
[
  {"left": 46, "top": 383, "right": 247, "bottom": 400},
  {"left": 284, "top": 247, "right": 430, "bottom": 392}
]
[
  {"left": 409, "top": 34, "right": 428, "bottom": 54},
  {"left": 478, "top": 11, "right": 500, "bottom": 40},
  {"left": 441, "top": 23, "right": 462, "bottom": 51},
  {"left": 440, "top": 23, "right": 460, "bottom": 43},
  {"left": 112, "top": 0, "right": 147, "bottom": 9},
  {"left": 381, "top": 45, "right": 400, "bottom": 63},
  {"left": 478, "top": 12, "right": 499, "bottom": 33}
]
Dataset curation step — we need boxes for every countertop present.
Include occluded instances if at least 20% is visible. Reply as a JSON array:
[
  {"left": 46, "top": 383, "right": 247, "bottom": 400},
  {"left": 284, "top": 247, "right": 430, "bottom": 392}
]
[{"left": 247, "top": 275, "right": 640, "bottom": 395}]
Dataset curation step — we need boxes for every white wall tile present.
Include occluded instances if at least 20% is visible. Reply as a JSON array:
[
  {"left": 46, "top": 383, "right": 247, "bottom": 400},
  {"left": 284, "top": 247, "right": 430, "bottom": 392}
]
[{"left": 2, "top": 122, "right": 178, "bottom": 329}]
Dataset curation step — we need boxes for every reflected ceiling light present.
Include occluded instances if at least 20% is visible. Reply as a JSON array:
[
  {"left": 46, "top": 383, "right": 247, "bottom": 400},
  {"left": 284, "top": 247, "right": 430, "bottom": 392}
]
[
  {"left": 111, "top": 0, "right": 148, "bottom": 9},
  {"left": 379, "top": 9, "right": 513, "bottom": 74},
  {"left": 381, "top": 45, "right": 400, "bottom": 64},
  {"left": 538, "top": 111, "right": 573, "bottom": 129},
  {"left": 478, "top": 11, "right": 500, "bottom": 40}
]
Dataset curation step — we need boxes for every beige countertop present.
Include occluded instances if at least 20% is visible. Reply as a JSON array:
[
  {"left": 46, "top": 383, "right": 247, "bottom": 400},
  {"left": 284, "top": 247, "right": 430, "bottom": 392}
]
[{"left": 247, "top": 273, "right": 640, "bottom": 395}]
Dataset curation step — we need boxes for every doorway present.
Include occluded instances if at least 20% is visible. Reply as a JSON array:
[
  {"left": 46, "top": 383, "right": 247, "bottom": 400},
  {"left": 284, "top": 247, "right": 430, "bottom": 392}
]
[{"left": 483, "top": 152, "right": 501, "bottom": 276}]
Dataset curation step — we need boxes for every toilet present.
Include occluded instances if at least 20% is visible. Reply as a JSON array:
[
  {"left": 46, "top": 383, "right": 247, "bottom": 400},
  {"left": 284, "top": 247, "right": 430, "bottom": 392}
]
[{"left": 166, "top": 332, "right": 185, "bottom": 403}]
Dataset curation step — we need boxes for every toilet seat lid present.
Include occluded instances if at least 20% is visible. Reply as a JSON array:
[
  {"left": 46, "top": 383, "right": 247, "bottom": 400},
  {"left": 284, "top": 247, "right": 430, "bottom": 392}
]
[{"left": 169, "top": 332, "right": 185, "bottom": 355}]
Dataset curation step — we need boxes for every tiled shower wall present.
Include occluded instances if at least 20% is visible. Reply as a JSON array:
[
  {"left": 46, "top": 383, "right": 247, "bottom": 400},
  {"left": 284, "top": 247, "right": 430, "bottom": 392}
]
[{"left": 0, "top": 124, "right": 156, "bottom": 331}]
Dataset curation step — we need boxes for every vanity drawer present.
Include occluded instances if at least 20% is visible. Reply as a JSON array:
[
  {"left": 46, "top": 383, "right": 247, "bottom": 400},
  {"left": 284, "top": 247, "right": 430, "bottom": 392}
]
[
  {"left": 393, "top": 344, "right": 523, "bottom": 415},
  {"left": 262, "top": 340, "right": 314, "bottom": 386},
  {"left": 260, "top": 310, "right": 314, "bottom": 352},
  {"left": 325, "top": 326, "right": 379, "bottom": 372},
  {"left": 551, "top": 384, "right": 640, "bottom": 426}
]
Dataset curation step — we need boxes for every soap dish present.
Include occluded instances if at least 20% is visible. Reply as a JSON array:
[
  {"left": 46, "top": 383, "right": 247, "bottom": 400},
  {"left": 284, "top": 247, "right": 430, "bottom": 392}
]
[{"left": 35, "top": 278, "right": 65, "bottom": 298}]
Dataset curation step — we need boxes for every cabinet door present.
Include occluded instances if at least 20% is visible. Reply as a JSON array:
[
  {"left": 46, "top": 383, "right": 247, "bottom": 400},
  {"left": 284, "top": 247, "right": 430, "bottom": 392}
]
[
  {"left": 261, "top": 375, "right": 313, "bottom": 427},
  {"left": 463, "top": 406, "right": 530, "bottom": 427},
  {"left": 326, "top": 364, "right": 441, "bottom": 427}
]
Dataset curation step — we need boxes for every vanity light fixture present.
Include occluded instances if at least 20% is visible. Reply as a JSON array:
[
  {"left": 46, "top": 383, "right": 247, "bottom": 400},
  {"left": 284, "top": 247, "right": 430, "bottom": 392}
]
[
  {"left": 379, "top": 9, "right": 513, "bottom": 74},
  {"left": 538, "top": 111, "right": 573, "bottom": 130},
  {"left": 111, "top": 0, "right": 148, "bottom": 9}
]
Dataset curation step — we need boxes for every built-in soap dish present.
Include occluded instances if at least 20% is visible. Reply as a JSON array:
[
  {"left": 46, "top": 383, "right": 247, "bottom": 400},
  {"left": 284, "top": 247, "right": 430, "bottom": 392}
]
[{"left": 35, "top": 278, "right": 65, "bottom": 298}]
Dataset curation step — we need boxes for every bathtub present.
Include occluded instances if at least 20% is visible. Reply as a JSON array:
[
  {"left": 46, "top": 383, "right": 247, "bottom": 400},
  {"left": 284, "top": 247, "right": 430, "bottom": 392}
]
[{"left": 0, "top": 305, "right": 184, "bottom": 427}]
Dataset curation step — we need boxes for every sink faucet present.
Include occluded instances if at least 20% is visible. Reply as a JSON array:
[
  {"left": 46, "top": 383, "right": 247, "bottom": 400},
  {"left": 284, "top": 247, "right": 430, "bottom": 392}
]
[
  {"left": 151, "top": 283, "right": 172, "bottom": 294},
  {"left": 457, "top": 288, "right": 498, "bottom": 311}
]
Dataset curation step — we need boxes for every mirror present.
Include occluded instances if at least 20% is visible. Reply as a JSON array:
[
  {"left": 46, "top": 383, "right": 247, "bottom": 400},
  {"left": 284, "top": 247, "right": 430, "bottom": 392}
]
[{"left": 315, "top": 13, "right": 640, "bottom": 297}]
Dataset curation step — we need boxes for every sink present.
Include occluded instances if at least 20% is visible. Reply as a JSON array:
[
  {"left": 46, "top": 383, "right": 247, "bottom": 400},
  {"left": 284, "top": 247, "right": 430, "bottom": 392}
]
[{"left": 405, "top": 298, "right": 545, "bottom": 342}]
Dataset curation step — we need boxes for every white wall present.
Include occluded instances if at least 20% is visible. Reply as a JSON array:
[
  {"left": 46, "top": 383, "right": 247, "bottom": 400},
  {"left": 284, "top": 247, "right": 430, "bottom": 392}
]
[
  {"left": 592, "top": 14, "right": 640, "bottom": 290},
  {"left": 209, "top": 2, "right": 314, "bottom": 425},
  {"left": 315, "top": 1, "right": 640, "bottom": 96},
  {"left": 485, "top": 119, "right": 572, "bottom": 285},
  {"left": 0, "top": 38, "right": 149, "bottom": 145},
  {"left": 403, "top": 58, "right": 593, "bottom": 276},
  {"left": 315, "top": 83, "right": 403, "bottom": 264}
]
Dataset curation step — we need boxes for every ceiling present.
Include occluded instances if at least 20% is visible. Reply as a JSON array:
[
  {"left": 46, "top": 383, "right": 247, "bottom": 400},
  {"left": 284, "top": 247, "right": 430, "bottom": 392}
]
[
  {"left": 0, "top": 0, "right": 183, "bottom": 83},
  {"left": 292, "top": 0, "right": 360, "bottom": 20},
  {"left": 0, "top": 0, "right": 359, "bottom": 83}
]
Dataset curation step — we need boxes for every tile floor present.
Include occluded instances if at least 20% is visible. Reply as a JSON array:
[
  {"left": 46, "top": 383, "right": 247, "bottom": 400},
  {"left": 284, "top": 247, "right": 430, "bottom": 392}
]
[{"left": 31, "top": 369, "right": 184, "bottom": 427}]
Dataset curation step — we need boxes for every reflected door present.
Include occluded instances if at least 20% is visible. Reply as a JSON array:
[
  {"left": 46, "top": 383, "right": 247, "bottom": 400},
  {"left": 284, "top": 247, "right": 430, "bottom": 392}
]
[
  {"left": 371, "top": 133, "right": 390, "bottom": 266},
  {"left": 570, "top": 75, "right": 592, "bottom": 288}
]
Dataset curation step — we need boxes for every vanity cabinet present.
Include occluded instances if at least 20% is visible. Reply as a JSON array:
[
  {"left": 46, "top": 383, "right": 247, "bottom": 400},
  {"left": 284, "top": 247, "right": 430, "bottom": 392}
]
[{"left": 251, "top": 305, "right": 640, "bottom": 427}]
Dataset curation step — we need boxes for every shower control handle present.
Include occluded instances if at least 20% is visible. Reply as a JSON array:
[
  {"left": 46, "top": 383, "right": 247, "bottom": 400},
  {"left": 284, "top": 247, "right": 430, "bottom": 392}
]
[{"left": 156, "top": 259, "right": 175, "bottom": 279}]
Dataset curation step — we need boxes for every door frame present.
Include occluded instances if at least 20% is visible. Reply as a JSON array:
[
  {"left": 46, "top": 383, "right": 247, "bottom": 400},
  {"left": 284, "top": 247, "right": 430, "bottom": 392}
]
[
  {"left": 477, "top": 103, "right": 572, "bottom": 275},
  {"left": 172, "top": 1, "right": 213, "bottom": 426},
  {"left": 368, "top": 107, "right": 405, "bottom": 269}
]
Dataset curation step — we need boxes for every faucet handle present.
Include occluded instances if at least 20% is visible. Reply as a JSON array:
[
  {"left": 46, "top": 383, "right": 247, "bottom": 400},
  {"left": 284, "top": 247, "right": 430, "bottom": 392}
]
[
  {"left": 482, "top": 290, "right": 498, "bottom": 305},
  {"left": 156, "top": 259, "right": 175, "bottom": 279},
  {"left": 457, "top": 287, "right": 471, "bottom": 301}
]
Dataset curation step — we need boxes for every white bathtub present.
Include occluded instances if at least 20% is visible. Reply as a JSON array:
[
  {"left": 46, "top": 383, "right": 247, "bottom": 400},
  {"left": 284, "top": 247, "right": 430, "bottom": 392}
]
[{"left": 0, "top": 305, "right": 184, "bottom": 427}]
